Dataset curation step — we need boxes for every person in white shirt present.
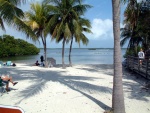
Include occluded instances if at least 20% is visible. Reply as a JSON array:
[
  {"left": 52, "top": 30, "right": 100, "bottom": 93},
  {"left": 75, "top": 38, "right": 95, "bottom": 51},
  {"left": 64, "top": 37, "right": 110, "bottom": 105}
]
[{"left": 138, "top": 48, "right": 145, "bottom": 65}]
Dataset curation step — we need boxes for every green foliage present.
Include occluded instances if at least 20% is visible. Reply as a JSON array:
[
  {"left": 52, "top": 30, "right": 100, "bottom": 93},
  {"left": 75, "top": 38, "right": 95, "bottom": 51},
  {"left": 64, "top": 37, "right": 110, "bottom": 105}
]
[
  {"left": 0, "top": 35, "right": 40, "bottom": 57},
  {"left": 123, "top": 46, "right": 143, "bottom": 58},
  {"left": 123, "top": 49, "right": 135, "bottom": 58},
  {"left": 121, "top": 0, "right": 150, "bottom": 50}
]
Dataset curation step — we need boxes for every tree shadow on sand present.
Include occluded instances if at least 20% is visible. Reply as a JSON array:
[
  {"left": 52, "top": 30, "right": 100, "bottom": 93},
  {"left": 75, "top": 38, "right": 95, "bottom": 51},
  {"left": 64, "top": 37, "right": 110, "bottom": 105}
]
[
  {"left": 122, "top": 67, "right": 150, "bottom": 101},
  {"left": 1, "top": 65, "right": 149, "bottom": 111},
  {"left": 75, "top": 64, "right": 113, "bottom": 76},
  {"left": 1, "top": 66, "right": 112, "bottom": 111}
]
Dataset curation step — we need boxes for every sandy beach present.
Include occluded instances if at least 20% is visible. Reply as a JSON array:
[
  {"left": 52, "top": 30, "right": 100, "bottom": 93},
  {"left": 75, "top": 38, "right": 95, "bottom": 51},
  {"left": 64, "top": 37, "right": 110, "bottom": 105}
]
[{"left": 0, "top": 63, "right": 150, "bottom": 113}]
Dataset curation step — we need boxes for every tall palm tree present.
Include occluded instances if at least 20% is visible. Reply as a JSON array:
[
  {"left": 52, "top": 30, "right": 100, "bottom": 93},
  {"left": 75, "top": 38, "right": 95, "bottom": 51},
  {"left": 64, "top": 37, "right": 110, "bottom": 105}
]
[
  {"left": 0, "top": 0, "right": 36, "bottom": 40},
  {"left": 112, "top": 0, "right": 125, "bottom": 113},
  {"left": 25, "top": 2, "right": 51, "bottom": 67},
  {"left": 68, "top": 17, "right": 92, "bottom": 66},
  {"left": 44, "top": 0, "right": 91, "bottom": 68},
  {"left": 44, "top": 0, "right": 72, "bottom": 68},
  {"left": 121, "top": 0, "right": 150, "bottom": 53}
]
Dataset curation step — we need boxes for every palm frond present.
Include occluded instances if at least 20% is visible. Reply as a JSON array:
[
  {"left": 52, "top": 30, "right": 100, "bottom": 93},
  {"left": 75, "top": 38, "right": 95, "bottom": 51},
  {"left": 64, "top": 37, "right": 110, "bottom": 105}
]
[
  {"left": 13, "top": 17, "right": 37, "bottom": 41},
  {"left": 0, "top": 17, "right": 5, "bottom": 31},
  {"left": 0, "top": 0, "right": 24, "bottom": 24}
]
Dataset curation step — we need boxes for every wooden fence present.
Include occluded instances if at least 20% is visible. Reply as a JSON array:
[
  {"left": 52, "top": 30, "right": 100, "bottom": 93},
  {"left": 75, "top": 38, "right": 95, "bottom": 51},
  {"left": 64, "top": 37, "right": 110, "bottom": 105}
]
[{"left": 126, "top": 56, "right": 150, "bottom": 79}]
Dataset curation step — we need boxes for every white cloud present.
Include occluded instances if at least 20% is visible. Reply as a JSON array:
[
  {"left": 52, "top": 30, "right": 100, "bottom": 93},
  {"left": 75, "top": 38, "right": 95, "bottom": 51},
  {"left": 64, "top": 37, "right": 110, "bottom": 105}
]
[
  {"left": 85, "top": 18, "right": 113, "bottom": 40},
  {"left": 85, "top": 18, "right": 124, "bottom": 41}
]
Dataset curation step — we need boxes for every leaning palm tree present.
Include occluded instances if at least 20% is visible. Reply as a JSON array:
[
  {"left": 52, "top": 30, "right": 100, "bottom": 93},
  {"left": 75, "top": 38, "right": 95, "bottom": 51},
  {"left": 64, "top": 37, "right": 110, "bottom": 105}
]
[
  {"left": 68, "top": 17, "right": 92, "bottom": 66},
  {"left": 44, "top": 0, "right": 91, "bottom": 68},
  {"left": 0, "top": 0, "right": 36, "bottom": 40},
  {"left": 112, "top": 0, "right": 125, "bottom": 113},
  {"left": 25, "top": 2, "right": 51, "bottom": 67}
]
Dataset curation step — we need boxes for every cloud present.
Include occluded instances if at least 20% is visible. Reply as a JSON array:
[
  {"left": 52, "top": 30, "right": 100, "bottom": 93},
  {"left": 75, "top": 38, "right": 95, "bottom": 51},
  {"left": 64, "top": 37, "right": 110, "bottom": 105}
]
[
  {"left": 85, "top": 18, "right": 124, "bottom": 41},
  {"left": 85, "top": 18, "right": 113, "bottom": 40}
]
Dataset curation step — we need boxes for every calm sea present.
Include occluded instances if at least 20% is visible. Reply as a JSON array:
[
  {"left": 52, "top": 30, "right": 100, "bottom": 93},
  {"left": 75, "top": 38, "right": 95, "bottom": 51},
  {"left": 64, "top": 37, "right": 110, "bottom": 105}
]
[{"left": 0, "top": 48, "right": 126, "bottom": 64}]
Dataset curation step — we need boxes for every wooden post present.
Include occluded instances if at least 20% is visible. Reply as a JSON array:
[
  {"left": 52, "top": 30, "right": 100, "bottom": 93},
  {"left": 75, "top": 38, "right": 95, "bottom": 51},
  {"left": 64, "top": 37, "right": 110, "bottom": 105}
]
[
  {"left": 138, "top": 57, "right": 140, "bottom": 73},
  {"left": 127, "top": 56, "right": 129, "bottom": 69},
  {"left": 146, "top": 59, "right": 148, "bottom": 78}
]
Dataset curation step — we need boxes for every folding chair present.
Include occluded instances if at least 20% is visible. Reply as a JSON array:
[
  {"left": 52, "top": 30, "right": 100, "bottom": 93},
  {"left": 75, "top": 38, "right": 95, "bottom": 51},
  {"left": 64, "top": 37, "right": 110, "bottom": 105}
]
[{"left": 0, "top": 77, "right": 8, "bottom": 96}]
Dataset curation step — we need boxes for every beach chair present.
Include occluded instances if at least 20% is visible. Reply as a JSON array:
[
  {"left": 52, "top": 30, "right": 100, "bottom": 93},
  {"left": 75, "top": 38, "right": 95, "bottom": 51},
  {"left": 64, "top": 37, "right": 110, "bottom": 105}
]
[
  {"left": 0, "top": 105, "right": 25, "bottom": 113},
  {"left": 0, "top": 77, "right": 8, "bottom": 96},
  {"left": 47, "top": 57, "right": 56, "bottom": 67},
  {"left": 6, "top": 61, "right": 12, "bottom": 66}
]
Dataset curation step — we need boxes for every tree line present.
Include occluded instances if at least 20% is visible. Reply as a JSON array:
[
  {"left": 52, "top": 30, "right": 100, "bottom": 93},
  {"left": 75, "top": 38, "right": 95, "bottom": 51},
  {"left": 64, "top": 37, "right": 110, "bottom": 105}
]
[{"left": 0, "top": 35, "right": 40, "bottom": 57}]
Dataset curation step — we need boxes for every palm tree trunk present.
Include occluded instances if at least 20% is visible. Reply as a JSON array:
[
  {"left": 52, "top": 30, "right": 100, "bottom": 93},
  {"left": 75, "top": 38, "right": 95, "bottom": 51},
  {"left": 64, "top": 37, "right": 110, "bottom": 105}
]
[
  {"left": 62, "top": 38, "right": 66, "bottom": 69},
  {"left": 44, "top": 42, "right": 47, "bottom": 67},
  {"left": 41, "top": 36, "right": 47, "bottom": 68},
  {"left": 112, "top": 0, "right": 125, "bottom": 113},
  {"left": 69, "top": 36, "right": 73, "bottom": 67}
]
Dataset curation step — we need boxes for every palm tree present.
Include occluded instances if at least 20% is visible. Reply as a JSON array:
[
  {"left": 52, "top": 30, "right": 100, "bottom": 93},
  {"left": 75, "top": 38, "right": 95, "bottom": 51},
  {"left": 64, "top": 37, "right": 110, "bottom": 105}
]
[
  {"left": 43, "top": 0, "right": 72, "bottom": 68},
  {"left": 25, "top": 2, "right": 51, "bottom": 67},
  {"left": 0, "top": 0, "right": 25, "bottom": 25},
  {"left": 112, "top": 0, "right": 125, "bottom": 113},
  {"left": 44, "top": 0, "right": 91, "bottom": 68},
  {"left": 121, "top": 0, "right": 150, "bottom": 54},
  {"left": 122, "top": 0, "right": 140, "bottom": 51},
  {"left": 123, "top": 0, "right": 139, "bottom": 30},
  {"left": 0, "top": 0, "right": 36, "bottom": 40},
  {"left": 68, "top": 17, "right": 92, "bottom": 66}
]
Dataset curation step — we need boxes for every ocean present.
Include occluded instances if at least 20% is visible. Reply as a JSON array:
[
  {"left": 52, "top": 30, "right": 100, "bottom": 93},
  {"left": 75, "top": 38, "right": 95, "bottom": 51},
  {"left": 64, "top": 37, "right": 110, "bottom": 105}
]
[{"left": 0, "top": 48, "right": 126, "bottom": 64}]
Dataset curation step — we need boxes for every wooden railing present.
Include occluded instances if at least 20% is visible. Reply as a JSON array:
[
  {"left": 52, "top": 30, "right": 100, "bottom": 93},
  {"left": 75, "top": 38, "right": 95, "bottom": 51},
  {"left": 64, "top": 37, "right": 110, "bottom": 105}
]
[{"left": 126, "top": 56, "right": 150, "bottom": 79}]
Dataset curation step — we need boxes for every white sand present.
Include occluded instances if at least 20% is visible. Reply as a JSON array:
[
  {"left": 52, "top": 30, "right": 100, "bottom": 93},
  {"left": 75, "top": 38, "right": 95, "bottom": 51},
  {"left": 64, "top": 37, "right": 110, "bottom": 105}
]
[{"left": 0, "top": 63, "right": 150, "bottom": 113}]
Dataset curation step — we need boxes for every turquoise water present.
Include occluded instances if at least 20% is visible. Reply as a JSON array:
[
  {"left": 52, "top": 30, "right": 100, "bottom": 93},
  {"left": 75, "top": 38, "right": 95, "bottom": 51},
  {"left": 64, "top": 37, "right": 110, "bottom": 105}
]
[{"left": 0, "top": 48, "right": 126, "bottom": 64}]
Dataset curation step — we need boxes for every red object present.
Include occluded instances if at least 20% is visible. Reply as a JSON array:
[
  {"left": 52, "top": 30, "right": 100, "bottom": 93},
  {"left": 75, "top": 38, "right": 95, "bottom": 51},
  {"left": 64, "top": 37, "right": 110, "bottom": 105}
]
[{"left": 0, "top": 105, "right": 24, "bottom": 113}]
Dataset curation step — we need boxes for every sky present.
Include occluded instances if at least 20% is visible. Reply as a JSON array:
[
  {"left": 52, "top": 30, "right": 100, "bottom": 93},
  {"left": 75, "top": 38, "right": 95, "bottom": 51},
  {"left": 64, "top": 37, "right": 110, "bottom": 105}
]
[{"left": 1, "top": 0, "right": 128, "bottom": 48}]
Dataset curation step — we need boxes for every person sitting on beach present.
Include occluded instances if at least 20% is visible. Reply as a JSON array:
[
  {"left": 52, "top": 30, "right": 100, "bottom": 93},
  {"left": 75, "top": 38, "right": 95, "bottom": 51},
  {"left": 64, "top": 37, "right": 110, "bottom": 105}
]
[
  {"left": 35, "top": 60, "right": 40, "bottom": 66},
  {"left": 0, "top": 75, "right": 18, "bottom": 91},
  {"left": 138, "top": 48, "right": 145, "bottom": 65}
]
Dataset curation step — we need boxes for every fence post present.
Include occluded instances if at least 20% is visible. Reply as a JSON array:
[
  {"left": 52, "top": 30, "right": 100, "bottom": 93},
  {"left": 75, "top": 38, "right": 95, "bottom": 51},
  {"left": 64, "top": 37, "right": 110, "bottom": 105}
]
[
  {"left": 138, "top": 57, "right": 140, "bottom": 73},
  {"left": 146, "top": 59, "right": 148, "bottom": 78},
  {"left": 127, "top": 56, "right": 129, "bottom": 69}
]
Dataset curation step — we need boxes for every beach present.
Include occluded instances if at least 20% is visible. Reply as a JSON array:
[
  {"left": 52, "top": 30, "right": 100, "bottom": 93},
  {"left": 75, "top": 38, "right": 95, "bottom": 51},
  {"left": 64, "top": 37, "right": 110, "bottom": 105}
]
[{"left": 0, "top": 63, "right": 150, "bottom": 113}]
